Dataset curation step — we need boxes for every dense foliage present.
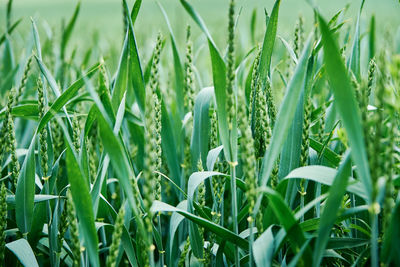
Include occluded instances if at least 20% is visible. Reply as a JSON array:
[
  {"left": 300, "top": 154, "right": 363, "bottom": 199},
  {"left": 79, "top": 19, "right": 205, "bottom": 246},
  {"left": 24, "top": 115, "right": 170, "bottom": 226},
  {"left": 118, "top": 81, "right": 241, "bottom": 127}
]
[{"left": 0, "top": 0, "right": 400, "bottom": 266}]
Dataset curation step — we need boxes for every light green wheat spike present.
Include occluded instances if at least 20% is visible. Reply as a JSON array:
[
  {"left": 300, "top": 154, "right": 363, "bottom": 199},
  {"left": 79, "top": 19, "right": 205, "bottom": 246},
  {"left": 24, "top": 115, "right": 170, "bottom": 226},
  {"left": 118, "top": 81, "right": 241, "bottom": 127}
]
[
  {"left": 318, "top": 100, "right": 326, "bottom": 143},
  {"left": 351, "top": 72, "right": 362, "bottom": 108},
  {"left": 106, "top": 205, "right": 125, "bottom": 267},
  {"left": 249, "top": 46, "right": 262, "bottom": 133},
  {"left": 294, "top": 15, "right": 304, "bottom": 57},
  {"left": 210, "top": 108, "right": 224, "bottom": 226},
  {"left": 184, "top": 25, "right": 195, "bottom": 114},
  {"left": 178, "top": 237, "right": 190, "bottom": 267},
  {"left": 87, "top": 137, "right": 97, "bottom": 183},
  {"left": 197, "top": 159, "right": 206, "bottom": 207},
  {"left": 242, "top": 133, "right": 257, "bottom": 218},
  {"left": 256, "top": 208, "right": 264, "bottom": 236},
  {"left": 212, "top": 170, "right": 224, "bottom": 223},
  {"left": 72, "top": 114, "right": 81, "bottom": 154},
  {"left": 210, "top": 108, "right": 218, "bottom": 150},
  {"left": 0, "top": 128, "right": 7, "bottom": 169},
  {"left": 87, "top": 122, "right": 98, "bottom": 183},
  {"left": 300, "top": 92, "right": 312, "bottom": 167},
  {"left": 143, "top": 32, "right": 163, "bottom": 214},
  {"left": 16, "top": 55, "right": 33, "bottom": 104},
  {"left": 254, "top": 79, "right": 271, "bottom": 159},
  {"left": 182, "top": 144, "right": 191, "bottom": 182},
  {"left": 196, "top": 159, "right": 207, "bottom": 263},
  {"left": 238, "top": 92, "right": 257, "bottom": 219},
  {"left": 140, "top": 34, "right": 163, "bottom": 267},
  {"left": 37, "top": 78, "right": 49, "bottom": 180},
  {"left": 66, "top": 192, "right": 81, "bottom": 267},
  {"left": 367, "top": 58, "right": 376, "bottom": 99},
  {"left": 137, "top": 233, "right": 151, "bottom": 267},
  {"left": 58, "top": 200, "right": 69, "bottom": 254},
  {"left": 99, "top": 63, "right": 110, "bottom": 94},
  {"left": 5, "top": 88, "right": 20, "bottom": 190},
  {"left": 372, "top": 54, "right": 388, "bottom": 183},
  {"left": 377, "top": 55, "right": 397, "bottom": 233},
  {"left": 299, "top": 86, "right": 312, "bottom": 206},
  {"left": 370, "top": 54, "right": 386, "bottom": 192},
  {"left": 183, "top": 25, "right": 196, "bottom": 181},
  {"left": 52, "top": 120, "right": 64, "bottom": 159},
  {"left": 360, "top": 59, "right": 376, "bottom": 158},
  {"left": 265, "top": 77, "right": 277, "bottom": 128},
  {"left": 130, "top": 176, "right": 142, "bottom": 217},
  {"left": 383, "top": 117, "right": 395, "bottom": 232},
  {"left": 0, "top": 183, "right": 7, "bottom": 264},
  {"left": 226, "top": 0, "right": 236, "bottom": 131}
]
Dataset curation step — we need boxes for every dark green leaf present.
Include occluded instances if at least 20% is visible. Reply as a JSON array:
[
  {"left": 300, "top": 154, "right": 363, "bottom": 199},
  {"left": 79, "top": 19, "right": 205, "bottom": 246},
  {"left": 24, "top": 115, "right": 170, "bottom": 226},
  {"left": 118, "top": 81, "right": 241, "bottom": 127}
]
[
  {"left": 318, "top": 14, "right": 372, "bottom": 201},
  {"left": 15, "top": 137, "right": 36, "bottom": 234}
]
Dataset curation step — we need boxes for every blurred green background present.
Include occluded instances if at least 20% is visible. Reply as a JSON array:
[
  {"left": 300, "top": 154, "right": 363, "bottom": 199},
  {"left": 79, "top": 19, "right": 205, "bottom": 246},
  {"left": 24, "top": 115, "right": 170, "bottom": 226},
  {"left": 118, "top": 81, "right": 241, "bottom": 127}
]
[
  {"left": 1, "top": 0, "right": 399, "bottom": 73},
  {"left": 4, "top": 1, "right": 399, "bottom": 35}
]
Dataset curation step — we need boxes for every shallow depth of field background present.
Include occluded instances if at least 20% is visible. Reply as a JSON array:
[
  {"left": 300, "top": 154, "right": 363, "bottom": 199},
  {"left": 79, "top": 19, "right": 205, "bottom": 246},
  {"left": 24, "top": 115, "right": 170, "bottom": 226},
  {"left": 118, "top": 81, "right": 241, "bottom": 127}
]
[
  {"left": 2, "top": 0, "right": 399, "bottom": 72},
  {"left": 1, "top": 0, "right": 400, "bottom": 266}
]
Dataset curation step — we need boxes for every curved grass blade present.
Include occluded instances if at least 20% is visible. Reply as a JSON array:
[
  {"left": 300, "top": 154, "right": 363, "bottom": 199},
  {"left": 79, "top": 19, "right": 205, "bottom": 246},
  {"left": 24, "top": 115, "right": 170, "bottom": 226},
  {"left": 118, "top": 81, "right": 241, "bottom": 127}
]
[
  {"left": 151, "top": 200, "right": 249, "bottom": 250},
  {"left": 309, "top": 138, "right": 341, "bottom": 166},
  {"left": 278, "top": 36, "right": 298, "bottom": 64},
  {"left": 207, "top": 145, "right": 223, "bottom": 171},
  {"left": 283, "top": 165, "right": 367, "bottom": 199},
  {"left": 6, "top": 239, "right": 39, "bottom": 267},
  {"left": 6, "top": 195, "right": 60, "bottom": 204},
  {"left": 35, "top": 56, "right": 61, "bottom": 96},
  {"left": 253, "top": 225, "right": 275, "bottom": 267},
  {"left": 168, "top": 201, "right": 187, "bottom": 266}
]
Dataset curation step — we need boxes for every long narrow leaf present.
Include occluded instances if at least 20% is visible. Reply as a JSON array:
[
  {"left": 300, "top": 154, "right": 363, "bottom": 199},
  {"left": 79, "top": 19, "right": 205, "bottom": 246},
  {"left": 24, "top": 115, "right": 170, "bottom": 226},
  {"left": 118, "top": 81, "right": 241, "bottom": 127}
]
[
  {"left": 318, "top": 14, "right": 372, "bottom": 202},
  {"left": 313, "top": 152, "right": 352, "bottom": 266},
  {"left": 15, "top": 137, "right": 36, "bottom": 234},
  {"left": 257, "top": 34, "right": 313, "bottom": 209}
]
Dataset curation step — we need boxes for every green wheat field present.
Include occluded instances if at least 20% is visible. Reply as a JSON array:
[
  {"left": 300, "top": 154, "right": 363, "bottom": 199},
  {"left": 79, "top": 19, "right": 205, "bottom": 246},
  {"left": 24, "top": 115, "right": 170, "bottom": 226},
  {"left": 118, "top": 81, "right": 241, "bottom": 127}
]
[{"left": 0, "top": 0, "right": 400, "bottom": 266}]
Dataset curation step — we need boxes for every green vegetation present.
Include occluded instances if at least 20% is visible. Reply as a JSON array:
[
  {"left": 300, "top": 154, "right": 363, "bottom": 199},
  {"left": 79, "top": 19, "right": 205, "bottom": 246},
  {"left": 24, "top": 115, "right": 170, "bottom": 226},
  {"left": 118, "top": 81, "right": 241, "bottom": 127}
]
[{"left": 0, "top": 0, "right": 400, "bottom": 266}]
